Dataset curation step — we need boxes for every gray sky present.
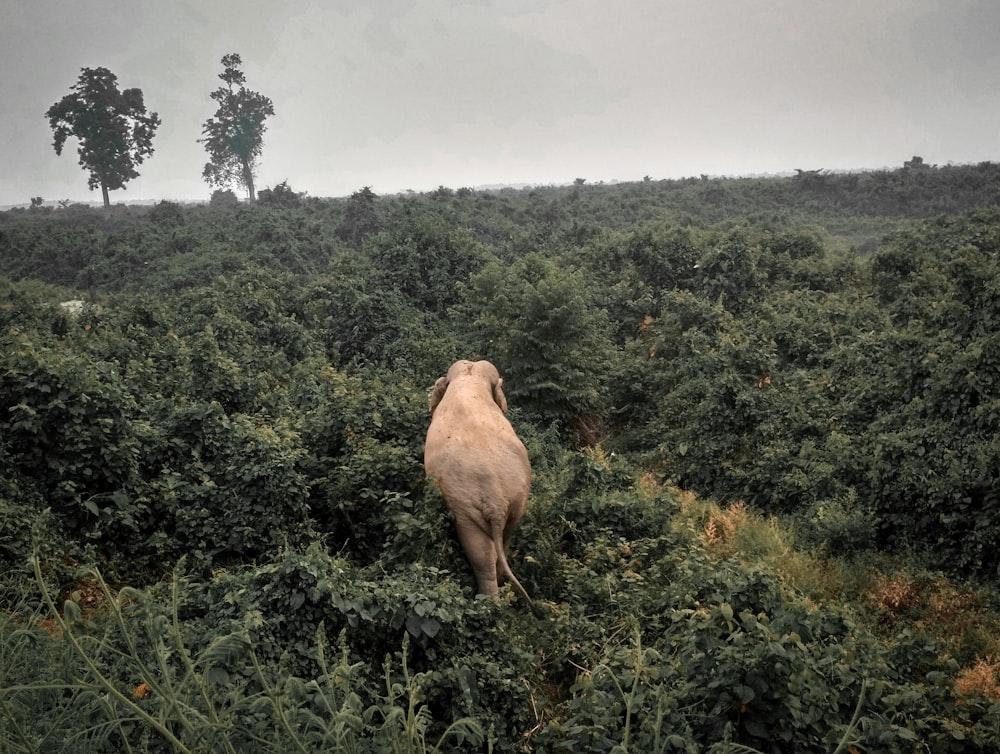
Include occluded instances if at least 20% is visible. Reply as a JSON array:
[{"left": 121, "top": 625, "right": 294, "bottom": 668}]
[{"left": 2, "top": 0, "right": 998, "bottom": 206}]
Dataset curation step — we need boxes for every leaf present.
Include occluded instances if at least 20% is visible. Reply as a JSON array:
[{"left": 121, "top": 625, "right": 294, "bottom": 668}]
[
  {"left": 414, "top": 599, "right": 436, "bottom": 617},
  {"left": 205, "top": 666, "right": 230, "bottom": 685},
  {"left": 391, "top": 607, "right": 406, "bottom": 631},
  {"left": 744, "top": 718, "right": 770, "bottom": 738},
  {"left": 420, "top": 617, "right": 441, "bottom": 638},
  {"left": 63, "top": 599, "right": 82, "bottom": 623},
  {"left": 405, "top": 613, "right": 422, "bottom": 638},
  {"left": 200, "top": 633, "right": 250, "bottom": 666},
  {"left": 734, "top": 684, "right": 756, "bottom": 703}
]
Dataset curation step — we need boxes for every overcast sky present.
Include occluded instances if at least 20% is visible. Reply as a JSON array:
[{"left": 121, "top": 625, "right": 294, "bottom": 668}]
[{"left": 2, "top": 0, "right": 998, "bottom": 206}]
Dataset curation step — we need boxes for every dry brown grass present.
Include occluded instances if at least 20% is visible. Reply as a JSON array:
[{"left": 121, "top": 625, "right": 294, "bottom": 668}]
[
  {"left": 865, "top": 570, "right": 923, "bottom": 618},
  {"left": 955, "top": 657, "right": 1000, "bottom": 700},
  {"left": 702, "top": 500, "right": 748, "bottom": 557}
]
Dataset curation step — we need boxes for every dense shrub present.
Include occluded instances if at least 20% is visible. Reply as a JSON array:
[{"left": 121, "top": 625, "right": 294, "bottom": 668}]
[
  {"left": 257, "top": 180, "right": 305, "bottom": 208},
  {"left": 462, "top": 253, "right": 617, "bottom": 439},
  {"left": 0, "top": 327, "right": 141, "bottom": 540},
  {"left": 295, "top": 365, "right": 429, "bottom": 560},
  {"left": 209, "top": 187, "right": 240, "bottom": 208},
  {"left": 4, "top": 167, "right": 1000, "bottom": 751}
]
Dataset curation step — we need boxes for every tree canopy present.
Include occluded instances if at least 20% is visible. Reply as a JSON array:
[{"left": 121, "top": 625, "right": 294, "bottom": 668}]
[
  {"left": 44, "top": 67, "right": 160, "bottom": 210},
  {"left": 199, "top": 53, "right": 275, "bottom": 203}
]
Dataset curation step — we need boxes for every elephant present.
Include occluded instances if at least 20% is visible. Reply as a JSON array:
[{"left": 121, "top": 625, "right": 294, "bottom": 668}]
[{"left": 424, "top": 359, "right": 536, "bottom": 607}]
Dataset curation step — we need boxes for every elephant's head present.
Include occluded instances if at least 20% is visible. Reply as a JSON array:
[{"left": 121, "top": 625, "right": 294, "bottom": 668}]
[{"left": 428, "top": 359, "right": 507, "bottom": 416}]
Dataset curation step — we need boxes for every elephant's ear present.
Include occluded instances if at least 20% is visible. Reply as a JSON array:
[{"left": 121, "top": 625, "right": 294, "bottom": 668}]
[
  {"left": 493, "top": 377, "right": 508, "bottom": 413},
  {"left": 429, "top": 376, "right": 449, "bottom": 415}
]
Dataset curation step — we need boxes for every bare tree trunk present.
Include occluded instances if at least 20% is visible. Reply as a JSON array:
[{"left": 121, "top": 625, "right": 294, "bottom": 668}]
[
  {"left": 100, "top": 181, "right": 110, "bottom": 211},
  {"left": 242, "top": 158, "right": 256, "bottom": 203}
]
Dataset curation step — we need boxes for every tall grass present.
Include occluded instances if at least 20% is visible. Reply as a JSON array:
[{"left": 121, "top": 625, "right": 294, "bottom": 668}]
[{"left": 0, "top": 553, "right": 485, "bottom": 753}]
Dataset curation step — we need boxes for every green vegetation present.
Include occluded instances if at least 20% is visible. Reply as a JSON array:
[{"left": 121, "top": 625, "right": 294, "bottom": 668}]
[
  {"left": 199, "top": 53, "right": 275, "bottom": 203},
  {"left": 45, "top": 67, "right": 161, "bottom": 210},
  {"left": 3, "top": 162, "right": 1000, "bottom": 751}
]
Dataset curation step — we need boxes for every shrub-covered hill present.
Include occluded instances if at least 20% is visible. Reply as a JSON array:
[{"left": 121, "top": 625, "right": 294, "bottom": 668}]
[
  {"left": 2, "top": 164, "right": 1000, "bottom": 751},
  {"left": 2, "top": 160, "right": 1000, "bottom": 292}
]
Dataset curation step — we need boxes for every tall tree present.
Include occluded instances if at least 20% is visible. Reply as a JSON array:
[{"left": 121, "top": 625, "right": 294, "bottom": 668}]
[
  {"left": 199, "top": 53, "right": 274, "bottom": 203},
  {"left": 45, "top": 67, "right": 160, "bottom": 210},
  {"left": 336, "top": 186, "right": 381, "bottom": 248}
]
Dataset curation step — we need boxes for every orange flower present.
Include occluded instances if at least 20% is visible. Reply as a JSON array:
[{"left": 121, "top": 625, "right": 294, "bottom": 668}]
[{"left": 134, "top": 683, "right": 152, "bottom": 699}]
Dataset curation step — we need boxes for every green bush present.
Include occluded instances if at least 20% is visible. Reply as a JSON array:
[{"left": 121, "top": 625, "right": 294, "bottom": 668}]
[
  {"left": 797, "top": 490, "right": 877, "bottom": 554},
  {"left": 462, "top": 253, "right": 617, "bottom": 440},
  {"left": 195, "top": 544, "right": 539, "bottom": 749},
  {"left": 296, "top": 365, "right": 428, "bottom": 560},
  {"left": 537, "top": 563, "right": 1000, "bottom": 753},
  {"left": 138, "top": 400, "right": 312, "bottom": 573},
  {"left": 0, "top": 328, "right": 141, "bottom": 540}
]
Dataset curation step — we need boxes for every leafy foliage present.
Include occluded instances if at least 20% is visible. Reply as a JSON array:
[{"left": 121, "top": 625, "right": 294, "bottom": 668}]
[
  {"left": 200, "top": 53, "right": 275, "bottom": 202},
  {"left": 0, "top": 327, "right": 141, "bottom": 539},
  {"left": 258, "top": 180, "right": 305, "bottom": 208},
  {"left": 45, "top": 66, "right": 161, "bottom": 209},
  {"left": 463, "top": 253, "right": 616, "bottom": 440},
  {"left": 3, "top": 165, "right": 1000, "bottom": 750}
]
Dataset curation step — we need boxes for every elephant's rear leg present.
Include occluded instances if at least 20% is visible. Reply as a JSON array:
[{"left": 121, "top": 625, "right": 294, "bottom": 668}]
[{"left": 453, "top": 514, "right": 501, "bottom": 595}]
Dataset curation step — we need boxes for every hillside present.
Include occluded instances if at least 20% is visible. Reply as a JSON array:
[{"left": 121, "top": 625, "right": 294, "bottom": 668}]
[{"left": 2, "top": 162, "right": 1000, "bottom": 752}]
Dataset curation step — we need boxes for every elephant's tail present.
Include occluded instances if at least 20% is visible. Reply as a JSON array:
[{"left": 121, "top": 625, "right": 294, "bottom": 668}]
[{"left": 493, "top": 527, "right": 547, "bottom": 618}]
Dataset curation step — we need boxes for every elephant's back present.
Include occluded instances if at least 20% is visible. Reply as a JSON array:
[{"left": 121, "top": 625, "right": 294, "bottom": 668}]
[
  {"left": 425, "top": 409, "right": 528, "bottom": 466},
  {"left": 424, "top": 399, "right": 530, "bottom": 490}
]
